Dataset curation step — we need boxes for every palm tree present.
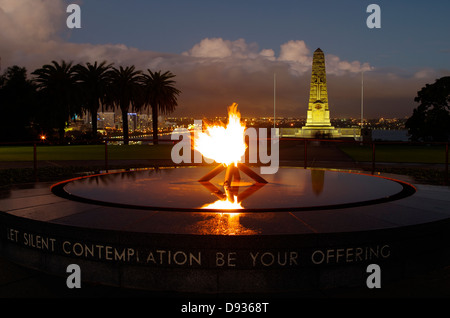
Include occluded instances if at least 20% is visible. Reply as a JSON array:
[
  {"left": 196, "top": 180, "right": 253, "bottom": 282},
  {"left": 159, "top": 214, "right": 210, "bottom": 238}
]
[
  {"left": 140, "top": 70, "right": 181, "bottom": 144},
  {"left": 107, "top": 66, "right": 142, "bottom": 145},
  {"left": 32, "top": 60, "right": 81, "bottom": 142},
  {"left": 74, "top": 61, "right": 113, "bottom": 140}
]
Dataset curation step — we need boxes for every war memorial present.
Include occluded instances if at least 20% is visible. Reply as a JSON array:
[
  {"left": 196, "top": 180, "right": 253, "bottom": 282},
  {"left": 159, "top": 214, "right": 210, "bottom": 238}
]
[{"left": 280, "top": 48, "right": 358, "bottom": 139}]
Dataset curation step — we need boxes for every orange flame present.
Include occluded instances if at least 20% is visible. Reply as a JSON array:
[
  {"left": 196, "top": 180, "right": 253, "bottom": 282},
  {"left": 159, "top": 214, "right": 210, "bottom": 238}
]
[{"left": 194, "top": 103, "right": 247, "bottom": 166}]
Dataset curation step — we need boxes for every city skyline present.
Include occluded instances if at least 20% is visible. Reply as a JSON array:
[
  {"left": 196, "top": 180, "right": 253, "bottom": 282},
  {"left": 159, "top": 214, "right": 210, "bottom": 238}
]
[
  {"left": 1, "top": 0, "right": 449, "bottom": 119},
  {"left": 81, "top": 110, "right": 408, "bottom": 130}
]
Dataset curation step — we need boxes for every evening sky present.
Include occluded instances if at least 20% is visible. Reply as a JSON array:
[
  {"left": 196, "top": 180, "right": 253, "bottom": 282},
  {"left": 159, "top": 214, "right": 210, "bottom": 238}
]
[{"left": 1, "top": 0, "right": 449, "bottom": 118}]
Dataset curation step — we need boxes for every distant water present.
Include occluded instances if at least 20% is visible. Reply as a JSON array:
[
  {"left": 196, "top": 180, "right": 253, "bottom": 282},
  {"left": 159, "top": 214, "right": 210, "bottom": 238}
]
[{"left": 371, "top": 129, "right": 409, "bottom": 141}]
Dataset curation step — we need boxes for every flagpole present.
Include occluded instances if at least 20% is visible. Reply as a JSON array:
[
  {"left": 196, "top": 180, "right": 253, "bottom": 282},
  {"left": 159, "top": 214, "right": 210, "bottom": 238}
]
[
  {"left": 273, "top": 73, "right": 276, "bottom": 129},
  {"left": 361, "top": 71, "right": 364, "bottom": 128}
]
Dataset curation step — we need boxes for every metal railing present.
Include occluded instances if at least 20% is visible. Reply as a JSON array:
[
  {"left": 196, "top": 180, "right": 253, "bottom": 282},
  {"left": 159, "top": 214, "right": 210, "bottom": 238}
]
[
  {"left": 1, "top": 138, "right": 449, "bottom": 185},
  {"left": 103, "top": 138, "right": 176, "bottom": 172},
  {"left": 283, "top": 138, "right": 449, "bottom": 184}
]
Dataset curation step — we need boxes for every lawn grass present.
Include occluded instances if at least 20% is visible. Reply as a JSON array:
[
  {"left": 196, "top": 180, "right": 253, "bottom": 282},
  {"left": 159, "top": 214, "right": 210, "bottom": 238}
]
[
  {"left": 339, "top": 144, "right": 447, "bottom": 164},
  {"left": 0, "top": 142, "right": 448, "bottom": 186},
  {"left": 2, "top": 142, "right": 447, "bottom": 165},
  {"left": 0, "top": 144, "right": 175, "bottom": 186},
  {"left": 0, "top": 144, "right": 173, "bottom": 161}
]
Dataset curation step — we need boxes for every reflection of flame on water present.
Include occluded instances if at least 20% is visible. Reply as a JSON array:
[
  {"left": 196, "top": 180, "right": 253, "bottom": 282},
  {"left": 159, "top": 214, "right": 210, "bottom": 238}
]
[
  {"left": 201, "top": 195, "right": 243, "bottom": 210},
  {"left": 193, "top": 197, "right": 258, "bottom": 235},
  {"left": 193, "top": 212, "right": 258, "bottom": 235},
  {"left": 198, "top": 196, "right": 248, "bottom": 235}
]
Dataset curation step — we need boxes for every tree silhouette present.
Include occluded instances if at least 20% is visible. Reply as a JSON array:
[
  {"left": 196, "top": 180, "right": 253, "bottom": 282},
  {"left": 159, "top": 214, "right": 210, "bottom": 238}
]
[
  {"left": 74, "top": 61, "right": 113, "bottom": 141},
  {"left": 0, "top": 66, "right": 37, "bottom": 142},
  {"left": 107, "top": 66, "right": 142, "bottom": 145},
  {"left": 140, "top": 70, "right": 181, "bottom": 144},
  {"left": 1, "top": 61, "right": 183, "bottom": 144},
  {"left": 406, "top": 76, "right": 450, "bottom": 142},
  {"left": 32, "top": 60, "right": 81, "bottom": 142}
]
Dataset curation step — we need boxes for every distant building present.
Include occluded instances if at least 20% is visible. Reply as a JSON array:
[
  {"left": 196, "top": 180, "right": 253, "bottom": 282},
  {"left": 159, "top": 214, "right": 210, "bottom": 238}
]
[
  {"left": 98, "top": 112, "right": 115, "bottom": 129},
  {"left": 280, "top": 48, "right": 360, "bottom": 139}
]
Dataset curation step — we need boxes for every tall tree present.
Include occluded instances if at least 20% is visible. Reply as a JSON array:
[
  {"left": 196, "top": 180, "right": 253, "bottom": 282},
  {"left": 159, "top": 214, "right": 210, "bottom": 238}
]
[
  {"left": 74, "top": 61, "right": 113, "bottom": 140},
  {"left": 140, "top": 70, "right": 181, "bottom": 144},
  {"left": 0, "top": 66, "right": 37, "bottom": 142},
  {"left": 406, "top": 76, "right": 450, "bottom": 142},
  {"left": 107, "top": 66, "right": 142, "bottom": 145},
  {"left": 32, "top": 60, "right": 81, "bottom": 142}
]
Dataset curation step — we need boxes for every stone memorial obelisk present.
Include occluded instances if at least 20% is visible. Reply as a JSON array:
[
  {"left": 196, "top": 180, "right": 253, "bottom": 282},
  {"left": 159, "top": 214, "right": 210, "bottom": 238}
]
[{"left": 301, "top": 48, "right": 340, "bottom": 138}]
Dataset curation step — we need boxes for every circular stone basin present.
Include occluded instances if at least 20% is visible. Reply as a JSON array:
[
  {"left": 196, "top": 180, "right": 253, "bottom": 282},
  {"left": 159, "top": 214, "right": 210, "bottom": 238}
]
[{"left": 51, "top": 166, "right": 416, "bottom": 212}]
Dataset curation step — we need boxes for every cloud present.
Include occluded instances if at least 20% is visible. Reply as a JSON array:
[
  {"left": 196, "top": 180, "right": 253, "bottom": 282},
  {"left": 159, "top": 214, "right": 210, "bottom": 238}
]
[
  {"left": 0, "top": 0, "right": 64, "bottom": 66},
  {"left": 325, "top": 54, "right": 373, "bottom": 75},
  {"left": 278, "top": 40, "right": 311, "bottom": 75},
  {"left": 0, "top": 0, "right": 444, "bottom": 119},
  {"left": 259, "top": 49, "right": 276, "bottom": 61},
  {"left": 0, "top": 0, "right": 64, "bottom": 42},
  {"left": 183, "top": 37, "right": 275, "bottom": 62},
  {"left": 183, "top": 38, "right": 255, "bottom": 59},
  {"left": 413, "top": 68, "right": 438, "bottom": 80},
  {"left": 279, "top": 40, "right": 310, "bottom": 63},
  {"left": 182, "top": 37, "right": 372, "bottom": 78},
  {"left": 184, "top": 38, "right": 234, "bottom": 59}
]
